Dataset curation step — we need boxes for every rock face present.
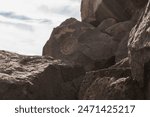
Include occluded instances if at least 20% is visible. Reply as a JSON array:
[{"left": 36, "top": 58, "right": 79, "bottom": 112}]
[
  {"left": 81, "top": 0, "right": 136, "bottom": 26},
  {"left": 78, "top": 60, "right": 143, "bottom": 99},
  {"left": 43, "top": 17, "right": 134, "bottom": 70},
  {"left": 43, "top": 18, "right": 118, "bottom": 71},
  {"left": 128, "top": 0, "right": 150, "bottom": 99},
  {"left": 0, "top": 50, "right": 85, "bottom": 99},
  {"left": 43, "top": 18, "right": 96, "bottom": 71},
  {"left": 1, "top": 0, "right": 150, "bottom": 100}
]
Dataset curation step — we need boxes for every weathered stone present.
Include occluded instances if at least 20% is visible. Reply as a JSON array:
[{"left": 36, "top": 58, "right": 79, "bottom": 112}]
[
  {"left": 78, "top": 29, "right": 118, "bottom": 61},
  {"left": 115, "top": 34, "right": 129, "bottom": 62},
  {"left": 43, "top": 18, "right": 96, "bottom": 71},
  {"left": 81, "top": 0, "right": 136, "bottom": 26},
  {"left": 128, "top": 1, "right": 150, "bottom": 99},
  {"left": 79, "top": 67, "right": 133, "bottom": 99},
  {"left": 0, "top": 50, "right": 85, "bottom": 99},
  {"left": 105, "top": 21, "right": 134, "bottom": 42},
  {"left": 98, "top": 18, "right": 117, "bottom": 31},
  {"left": 43, "top": 18, "right": 118, "bottom": 71},
  {"left": 110, "top": 57, "right": 129, "bottom": 69},
  {"left": 82, "top": 76, "right": 143, "bottom": 100},
  {"left": 131, "top": 0, "right": 148, "bottom": 8}
]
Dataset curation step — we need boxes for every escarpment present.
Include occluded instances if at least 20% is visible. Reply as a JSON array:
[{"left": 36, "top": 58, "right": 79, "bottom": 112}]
[{"left": 0, "top": 0, "right": 150, "bottom": 99}]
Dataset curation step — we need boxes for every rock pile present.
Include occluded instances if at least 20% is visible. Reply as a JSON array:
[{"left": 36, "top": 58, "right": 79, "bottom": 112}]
[{"left": 1, "top": 0, "right": 150, "bottom": 99}]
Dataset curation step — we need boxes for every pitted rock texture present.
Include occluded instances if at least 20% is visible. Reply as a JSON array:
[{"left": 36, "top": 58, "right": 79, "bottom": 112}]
[
  {"left": 0, "top": 50, "right": 85, "bottom": 99},
  {"left": 79, "top": 66, "right": 143, "bottom": 100}
]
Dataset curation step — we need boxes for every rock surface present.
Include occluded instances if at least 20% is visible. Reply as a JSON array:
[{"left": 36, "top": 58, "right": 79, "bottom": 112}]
[
  {"left": 0, "top": 50, "right": 85, "bottom": 99},
  {"left": 43, "top": 18, "right": 118, "bottom": 71},
  {"left": 81, "top": 0, "right": 136, "bottom": 26},
  {"left": 1, "top": 0, "right": 150, "bottom": 100},
  {"left": 79, "top": 66, "right": 143, "bottom": 99},
  {"left": 128, "top": 0, "right": 150, "bottom": 99}
]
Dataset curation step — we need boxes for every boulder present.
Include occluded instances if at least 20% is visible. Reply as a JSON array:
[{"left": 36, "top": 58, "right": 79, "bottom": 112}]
[
  {"left": 97, "top": 18, "right": 117, "bottom": 31},
  {"left": 110, "top": 57, "right": 129, "bottom": 69},
  {"left": 104, "top": 21, "right": 134, "bottom": 62},
  {"left": 81, "top": 0, "right": 136, "bottom": 26},
  {"left": 0, "top": 50, "right": 85, "bottom": 99},
  {"left": 115, "top": 34, "right": 129, "bottom": 62},
  {"left": 43, "top": 18, "right": 118, "bottom": 71},
  {"left": 78, "top": 28, "right": 118, "bottom": 61},
  {"left": 43, "top": 18, "right": 96, "bottom": 71},
  {"left": 128, "top": 1, "right": 150, "bottom": 99},
  {"left": 105, "top": 21, "right": 134, "bottom": 42},
  {"left": 79, "top": 66, "right": 143, "bottom": 100}
]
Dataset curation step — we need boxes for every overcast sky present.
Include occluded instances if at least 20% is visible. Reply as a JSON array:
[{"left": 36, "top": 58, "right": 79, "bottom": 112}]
[{"left": 0, "top": 0, "right": 81, "bottom": 55}]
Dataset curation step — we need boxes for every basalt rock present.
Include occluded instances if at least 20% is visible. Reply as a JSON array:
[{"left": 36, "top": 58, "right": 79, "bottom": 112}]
[
  {"left": 79, "top": 62, "right": 143, "bottom": 100},
  {"left": 128, "top": 1, "right": 150, "bottom": 99},
  {"left": 0, "top": 50, "right": 85, "bottom": 99},
  {"left": 105, "top": 21, "right": 135, "bottom": 62},
  {"left": 43, "top": 18, "right": 118, "bottom": 71},
  {"left": 81, "top": 0, "right": 136, "bottom": 26}
]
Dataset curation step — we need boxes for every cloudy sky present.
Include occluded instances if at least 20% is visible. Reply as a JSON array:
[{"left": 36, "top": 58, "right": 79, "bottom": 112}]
[{"left": 0, "top": 0, "right": 81, "bottom": 55}]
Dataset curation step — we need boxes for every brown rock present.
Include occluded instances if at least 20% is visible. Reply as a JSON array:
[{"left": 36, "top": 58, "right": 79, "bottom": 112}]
[
  {"left": 0, "top": 50, "right": 85, "bottom": 99},
  {"left": 79, "top": 67, "right": 143, "bottom": 100},
  {"left": 83, "top": 76, "right": 143, "bottom": 100},
  {"left": 81, "top": 0, "right": 136, "bottom": 26},
  {"left": 110, "top": 57, "right": 129, "bottom": 68},
  {"left": 128, "top": 1, "right": 150, "bottom": 99},
  {"left": 131, "top": 0, "right": 148, "bottom": 8},
  {"left": 78, "top": 29, "right": 118, "bottom": 61},
  {"left": 104, "top": 21, "right": 134, "bottom": 62},
  {"left": 43, "top": 18, "right": 118, "bottom": 71},
  {"left": 105, "top": 21, "right": 134, "bottom": 42},
  {"left": 98, "top": 18, "right": 117, "bottom": 31},
  {"left": 43, "top": 18, "right": 95, "bottom": 71},
  {"left": 115, "top": 34, "right": 129, "bottom": 62}
]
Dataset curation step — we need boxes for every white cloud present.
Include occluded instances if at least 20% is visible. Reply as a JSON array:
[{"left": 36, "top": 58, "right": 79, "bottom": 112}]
[{"left": 0, "top": 0, "right": 81, "bottom": 55}]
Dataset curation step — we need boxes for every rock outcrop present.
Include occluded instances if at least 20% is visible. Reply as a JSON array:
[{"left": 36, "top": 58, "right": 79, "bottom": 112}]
[
  {"left": 1, "top": 0, "right": 150, "bottom": 100},
  {"left": 43, "top": 17, "right": 134, "bottom": 70},
  {"left": 81, "top": 0, "right": 136, "bottom": 26},
  {"left": 0, "top": 50, "right": 85, "bottom": 99},
  {"left": 41, "top": 0, "right": 149, "bottom": 100},
  {"left": 78, "top": 58, "right": 143, "bottom": 100},
  {"left": 128, "top": 0, "right": 150, "bottom": 99},
  {"left": 43, "top": 18, "right": 118, "bottom": 71}
]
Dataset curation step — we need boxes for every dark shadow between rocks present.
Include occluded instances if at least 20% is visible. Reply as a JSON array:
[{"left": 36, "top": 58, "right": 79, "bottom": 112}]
[{"left": 144, "top": 60, "right": 150, "bottom": 99}]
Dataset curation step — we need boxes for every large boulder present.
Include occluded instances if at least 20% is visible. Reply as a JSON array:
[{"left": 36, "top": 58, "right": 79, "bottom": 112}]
[
  {"left": 43, "top": 18, "right": 118, "bottom": 71},
  {"left": 79, "top": 62, "right": 143, "bottom": 100},
  {"left": 43, "top": 18, "right": 95, "bottom": 71},
  {"left": 81, "top": 0, "right": 136, "bottom": 26},
  {"left": 0, "top": 50, "right": 85, "bottom": 99},
  {"left": 104, "top": 20, "right": 134, "bottom": 62},
  {"left": 97, "top": 18, "right": 117, "bottom": 31},
  {"left": 128, "top": 0, "right": 150, "bottom": 99}
]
